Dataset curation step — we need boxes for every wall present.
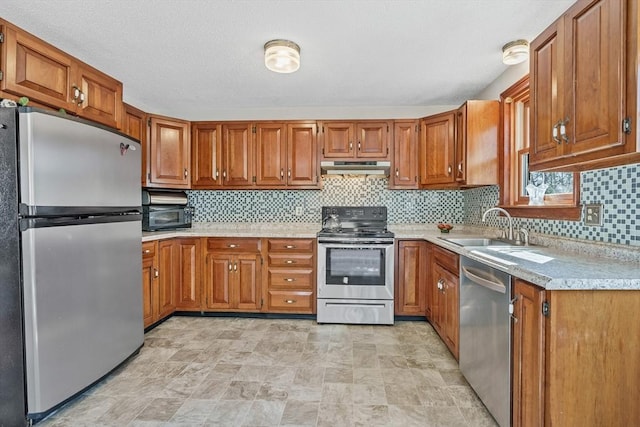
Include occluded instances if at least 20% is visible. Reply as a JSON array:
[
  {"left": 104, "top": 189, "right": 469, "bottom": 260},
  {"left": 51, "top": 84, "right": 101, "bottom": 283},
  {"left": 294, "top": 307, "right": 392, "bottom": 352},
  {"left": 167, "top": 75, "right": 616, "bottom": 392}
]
[
  {"left": 463, "top": 163, "right": 639, "bottom": 247},
  {"left": 189, "top": 163, "right": 638, "bottom": 247},
  {"left": 188, "top": 177, "right": 464, "bottom": 224}
]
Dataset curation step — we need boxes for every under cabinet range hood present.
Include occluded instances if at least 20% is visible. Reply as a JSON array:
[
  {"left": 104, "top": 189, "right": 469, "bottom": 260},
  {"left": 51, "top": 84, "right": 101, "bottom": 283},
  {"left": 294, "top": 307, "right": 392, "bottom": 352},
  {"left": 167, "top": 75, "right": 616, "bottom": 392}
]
[{"left": 320, "top": 160, "right": 391, "bottom": 176}]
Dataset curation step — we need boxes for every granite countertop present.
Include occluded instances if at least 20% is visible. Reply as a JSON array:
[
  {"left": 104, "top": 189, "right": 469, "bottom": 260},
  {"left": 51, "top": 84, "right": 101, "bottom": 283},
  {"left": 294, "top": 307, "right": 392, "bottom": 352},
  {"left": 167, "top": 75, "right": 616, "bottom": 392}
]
[
  {"left": 390, "top": 224, "right": 640, "bottom": 291},
  {"left": 143, "top": 222, "right": 640, "bottom": 291}
]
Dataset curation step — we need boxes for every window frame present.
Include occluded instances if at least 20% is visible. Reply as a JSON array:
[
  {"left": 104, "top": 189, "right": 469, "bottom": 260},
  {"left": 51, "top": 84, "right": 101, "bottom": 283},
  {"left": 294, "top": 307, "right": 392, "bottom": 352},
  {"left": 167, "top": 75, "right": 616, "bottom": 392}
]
[{"left": 498, "top": 75, "right": 581, "bottom": 220}]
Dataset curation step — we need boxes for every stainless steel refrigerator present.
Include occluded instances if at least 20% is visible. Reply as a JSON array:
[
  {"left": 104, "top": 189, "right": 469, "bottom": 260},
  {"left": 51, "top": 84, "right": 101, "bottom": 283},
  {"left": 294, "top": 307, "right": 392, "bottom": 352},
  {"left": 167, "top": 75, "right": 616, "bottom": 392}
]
[{"left": 0, "top": 108, "right": 144, "bottom": 425}]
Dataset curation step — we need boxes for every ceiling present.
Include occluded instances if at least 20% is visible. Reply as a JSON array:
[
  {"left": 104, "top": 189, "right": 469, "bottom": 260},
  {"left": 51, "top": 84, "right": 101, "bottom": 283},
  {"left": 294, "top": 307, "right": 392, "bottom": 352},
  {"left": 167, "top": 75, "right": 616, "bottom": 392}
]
[{"left": 2, "top": 0, "right": 574, "bottom": 121}]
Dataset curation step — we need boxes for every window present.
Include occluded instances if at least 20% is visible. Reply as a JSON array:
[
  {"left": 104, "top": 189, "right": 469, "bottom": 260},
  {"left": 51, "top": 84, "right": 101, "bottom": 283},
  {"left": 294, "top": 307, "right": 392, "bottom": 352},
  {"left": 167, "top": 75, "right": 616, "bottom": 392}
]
[{"left": 499, "top": 76, "right": 581, "bottom": 220}]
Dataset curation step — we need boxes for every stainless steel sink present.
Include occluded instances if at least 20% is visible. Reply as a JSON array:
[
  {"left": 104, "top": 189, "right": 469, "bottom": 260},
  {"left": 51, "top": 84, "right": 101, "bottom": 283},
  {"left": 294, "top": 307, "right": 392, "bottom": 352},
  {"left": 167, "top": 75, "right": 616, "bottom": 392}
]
[{"left": 440, "top": 237, "right": 513, "bottom": 247}]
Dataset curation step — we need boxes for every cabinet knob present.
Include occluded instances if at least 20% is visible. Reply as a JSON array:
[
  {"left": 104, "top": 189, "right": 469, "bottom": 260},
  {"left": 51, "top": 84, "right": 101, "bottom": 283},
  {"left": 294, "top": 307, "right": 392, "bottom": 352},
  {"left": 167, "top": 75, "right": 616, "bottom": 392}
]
[
  {"left": 288, "top": 168, "right": 291, "bottom": 178},
  {"left": 153, "top": 268, "right": 159, "bottom": 278},
  {"left": 349, "top": 141, "right": 353, "bottom": 150},
  {"left": 457, "top": 162, "right": 463, "bottom": 174},
  {"left": 358, "top": 141, "right": 361, "bottom": 151},
  {"left": 228, "top": 244, "right": 238, "bottom": 248},
  {"left": 228, "top": 263, "right": 233, "bottom": 271},
  {"left": 284, "top": 299, "right": 297, "bottom": 304},
  {"left": 447, "top": 165, "right": 452, "bottom": 175},
  {"left": 284, "top": 278, "right": 295, "bottom": 282},
  {"left": 395, "top": 168, "right": 399, "bottom": 178},
  {"left": 215, "top": 168, "right": 219, "bottom": 179},
  {"left": 184, "top": 168, "right": 188, "bottom": 178},
  {"left": 285, "top": 260, "right": 295, "bottom": 264},
  {"left": 280, "top": 169, "right": 284, "bottom": 179}
]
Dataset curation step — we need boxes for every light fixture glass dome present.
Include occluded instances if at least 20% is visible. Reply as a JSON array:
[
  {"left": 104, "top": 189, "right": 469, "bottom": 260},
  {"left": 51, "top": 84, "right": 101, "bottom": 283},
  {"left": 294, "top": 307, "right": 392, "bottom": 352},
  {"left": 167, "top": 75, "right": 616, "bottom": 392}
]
[
  {"left": 264, "top": 39, "right": 300, "bottom": 73},
  {"left": 502, "top": 39, "right": 530, "bottom": 65}
]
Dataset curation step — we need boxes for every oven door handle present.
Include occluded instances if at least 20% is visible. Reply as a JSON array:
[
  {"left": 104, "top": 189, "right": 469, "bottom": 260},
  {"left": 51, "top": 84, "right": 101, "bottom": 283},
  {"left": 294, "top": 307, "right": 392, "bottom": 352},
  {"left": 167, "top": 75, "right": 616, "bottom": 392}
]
[
  {"left": 318, "top": 242, "right": 394, "bottom": 248},
  {"left": 461, "top": 266, "right": 507, "bottom": 294}
]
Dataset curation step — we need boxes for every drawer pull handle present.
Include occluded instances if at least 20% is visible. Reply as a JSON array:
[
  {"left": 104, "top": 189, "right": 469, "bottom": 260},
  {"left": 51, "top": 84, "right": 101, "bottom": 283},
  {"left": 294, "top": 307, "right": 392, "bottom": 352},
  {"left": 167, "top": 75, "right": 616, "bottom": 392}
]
[
  {"left": 153, "top": 268, "right": 159, "bottom": 278},
  {"left": 143, "top": 249, "right": 151, "bottom": 254},
  {"left": 285, "top": 278, "right": 295, "bottom": 282},
  {"left": 285, "top": 245, "right": 296, "bottom": 249},
  {"left": 284, "top": 299, "right": 297, "bottom": 304},
  {"left": 228, "top": 244, "right": 238, "bottom": 248},
  {"left": 285, "top": 260, "right": 295, "bottom": 264}
]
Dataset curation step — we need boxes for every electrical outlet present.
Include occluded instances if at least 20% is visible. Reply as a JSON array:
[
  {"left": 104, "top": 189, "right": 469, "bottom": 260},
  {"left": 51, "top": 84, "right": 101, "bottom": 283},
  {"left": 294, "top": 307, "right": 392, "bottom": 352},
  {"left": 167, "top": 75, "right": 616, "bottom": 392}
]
[
  {"left": 584, "top": 203, "right": 603, "bottom": 226},
  {"left": 295, "top": 206, "right": 304, "bottom": 216}
]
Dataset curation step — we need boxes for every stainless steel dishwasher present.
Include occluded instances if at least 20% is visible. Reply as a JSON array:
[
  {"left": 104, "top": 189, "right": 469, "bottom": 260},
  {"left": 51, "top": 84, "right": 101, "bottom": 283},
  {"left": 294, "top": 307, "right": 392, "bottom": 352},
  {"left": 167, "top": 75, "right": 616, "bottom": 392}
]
[{"left": 459, "top": 256, "right": 511, "bottom": 427}]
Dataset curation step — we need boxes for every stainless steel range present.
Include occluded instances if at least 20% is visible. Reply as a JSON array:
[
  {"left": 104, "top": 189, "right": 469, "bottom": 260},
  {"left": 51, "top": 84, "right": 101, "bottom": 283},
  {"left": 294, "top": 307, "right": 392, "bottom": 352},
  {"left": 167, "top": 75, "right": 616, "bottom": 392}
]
[{"left": 317, "top": 206, "right": 395, "bottom": 325}]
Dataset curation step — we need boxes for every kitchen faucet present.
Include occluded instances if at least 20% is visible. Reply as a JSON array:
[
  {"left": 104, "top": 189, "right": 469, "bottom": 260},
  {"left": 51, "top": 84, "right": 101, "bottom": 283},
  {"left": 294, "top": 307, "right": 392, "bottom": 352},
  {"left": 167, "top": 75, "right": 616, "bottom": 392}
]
[{"left": 482, "top": 207, "right": 514, "bottom": 241}]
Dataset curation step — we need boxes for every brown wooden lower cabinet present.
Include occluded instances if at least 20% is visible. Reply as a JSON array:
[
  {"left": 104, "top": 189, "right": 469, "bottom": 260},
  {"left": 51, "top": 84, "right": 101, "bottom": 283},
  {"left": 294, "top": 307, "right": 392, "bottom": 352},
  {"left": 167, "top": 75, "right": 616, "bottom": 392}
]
[
  {"left": 203, "top": 238, "right": 262, "bottom": 311},
  {"left": 426, "top": 244, "right": 459, "bottom": 360},
  {"left": 511, "top": 279, "right": 640, "bottom": 427},
  {"left": 141, "top": 240, "right": 175, "bottom": 328},
  {"left": 395, "top": 240, "right": 428, "bottom": 315},
  {"left": 174, "top": 238, "right": 202, "bottom": 311},
  {"left": 265, "top": 238, "right": 316, "bottom": 314}
]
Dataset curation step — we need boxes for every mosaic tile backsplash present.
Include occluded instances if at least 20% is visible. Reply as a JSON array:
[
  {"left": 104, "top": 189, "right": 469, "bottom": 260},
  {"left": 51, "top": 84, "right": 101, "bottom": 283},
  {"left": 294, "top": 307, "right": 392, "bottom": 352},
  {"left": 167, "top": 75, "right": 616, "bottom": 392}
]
[{"left": 188, "top": 163, "right": 639, "bottom": 247}]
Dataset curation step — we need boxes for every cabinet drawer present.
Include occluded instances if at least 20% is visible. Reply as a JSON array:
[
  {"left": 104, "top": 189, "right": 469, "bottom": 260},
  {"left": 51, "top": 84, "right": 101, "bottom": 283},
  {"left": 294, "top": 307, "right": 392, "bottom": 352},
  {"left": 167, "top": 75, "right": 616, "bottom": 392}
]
[
  {"left": 207, "top": 238, "right": 261, "bottom": 253},
  {"left": 268, "top": 269, "right": 314, "bottom": 289},
  {"left": 268, "top": 253, "right": 314, "bottom": 267},
  {"left": 142, "top": 241, "right": 156, "bottom": 259},
  {"left": 432, "top": 246, "right": 458, "bottom": 273},
  {"left": 267, "top": 290, "right": 314, "bottom": 311},
  {"left": 267, "top": 239, "right": 315, "bottom": 253}
]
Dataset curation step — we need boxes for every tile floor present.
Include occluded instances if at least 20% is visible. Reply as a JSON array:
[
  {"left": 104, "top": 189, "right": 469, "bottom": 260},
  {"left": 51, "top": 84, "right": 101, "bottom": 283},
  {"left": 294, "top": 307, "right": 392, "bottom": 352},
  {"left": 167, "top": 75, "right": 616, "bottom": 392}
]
[{"left": 39, "top": 316, "right": 498, "bottom": 427}]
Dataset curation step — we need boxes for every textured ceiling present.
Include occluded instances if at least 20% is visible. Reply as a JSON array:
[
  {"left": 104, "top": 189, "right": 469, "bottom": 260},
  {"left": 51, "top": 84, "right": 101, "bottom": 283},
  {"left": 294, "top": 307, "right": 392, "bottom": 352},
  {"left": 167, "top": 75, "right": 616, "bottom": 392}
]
[{"left": 2, "top": 0, "right": 574, "bottom": 120}]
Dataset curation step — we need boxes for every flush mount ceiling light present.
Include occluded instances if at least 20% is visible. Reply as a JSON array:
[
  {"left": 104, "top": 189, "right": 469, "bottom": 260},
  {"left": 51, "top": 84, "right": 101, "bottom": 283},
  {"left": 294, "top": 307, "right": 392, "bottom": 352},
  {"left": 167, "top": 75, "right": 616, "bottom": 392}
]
[
  {"left": 264, "top": 39, "right": 300, "bottom": 73},
  {"left": 502, "top": 39, "right": 530, "bottom": 65}
]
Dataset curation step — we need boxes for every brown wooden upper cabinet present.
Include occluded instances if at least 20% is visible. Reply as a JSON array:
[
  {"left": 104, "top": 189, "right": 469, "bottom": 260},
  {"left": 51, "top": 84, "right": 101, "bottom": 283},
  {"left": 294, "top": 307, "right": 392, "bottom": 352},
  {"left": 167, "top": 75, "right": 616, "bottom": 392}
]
[
  {"left": 0, "top": 19, "right": 123, "bottom": 129},
  {"left": 147, "top": 115, "right": 191, "bottom": 189},
  {"left": 390, "top": 120, "right": 419, "bottom": 189},
  {"left": 123, "top": 104, "right": 148, "bottom": 186},
  {"left": 530, "top": 0, "right": 640, "bottom": 171},
  {"left": 419, "top": 111, "right": 456, "bottom": 186},
  {"left": 419, "top": 101, "right": 498, "bottom": 188},
  {"left": 320, "top": 120, "right": 391, "bottom": 160},
  {"left": 192, "top": 121, "right": 319, "bottom": 189}
]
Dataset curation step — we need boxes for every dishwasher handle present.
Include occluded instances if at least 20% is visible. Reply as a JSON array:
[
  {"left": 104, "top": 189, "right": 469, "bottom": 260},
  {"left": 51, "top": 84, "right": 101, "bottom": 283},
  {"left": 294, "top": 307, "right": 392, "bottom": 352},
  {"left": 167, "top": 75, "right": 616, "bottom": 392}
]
[{"left": 461, "top": 266, "right": 507, "bottom": 294}]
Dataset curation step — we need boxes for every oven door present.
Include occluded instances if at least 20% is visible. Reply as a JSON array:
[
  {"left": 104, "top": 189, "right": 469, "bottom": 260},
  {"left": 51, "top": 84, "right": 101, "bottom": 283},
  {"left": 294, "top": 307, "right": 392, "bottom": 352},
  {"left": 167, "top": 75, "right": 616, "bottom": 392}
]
[{"left": 317, "top": 242, "right": 394, "bottom": 300}]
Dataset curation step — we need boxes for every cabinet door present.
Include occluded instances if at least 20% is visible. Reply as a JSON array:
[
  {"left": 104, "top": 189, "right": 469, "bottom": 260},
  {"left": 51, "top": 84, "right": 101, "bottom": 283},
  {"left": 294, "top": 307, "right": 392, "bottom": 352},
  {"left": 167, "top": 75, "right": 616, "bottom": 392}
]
[
  {"left": 512, "top": 280, "right": 546, "bottom": 427},
  {"left": 287, "top": 122, "right": 319, "bottom": 187},
  {"left": 157, "top": 240, "right": 176, "bottom": 319},
  {"left": 322, "top": 122, "right": 354, "bottom": 158},
  {"left": 74, "top": 62, "right": 123, "bottom": 129},
  {"left": 255, "top": 123, "right": 287, "bottom": 186},
  {"left": 391, "top": 120, "right": 419, "bottom": 188},
  {"left": 1, "top": 23, "right": 74, "bottom": 110},
  {"left": 149, "top": 116, "right": 191, "bottom": 188},
  {"left": 563, "top": 0, "right": 625, "bottom": 158},
  {"left": 454, "top": 106, "right": 467, "bottom": 183},
  {"left": 123, "top": 104, "right": 147, "bottom": 186},
  {"left": 222, "top": 123, "right": 254, "bottom": 186},
  {"left": 204, "top": 252, "right": 232, "bottom": 309},
  {"left": 236, "top": 254, "right": 261, "bottom": 310},
  {"left": 174, "top": 238, "right": 202, "bottom": 311},
  {"left": 141, "top": 246, "right": 157, "bottom": 328},
  {"left": 192, "top": 123, "right": 223, "bottom": 188},
  {"left": 395, "top": 240, "right": 428, "bottom": 315},
  {"left": 430, "top": 263, "right": 446, "bottom": 334},
  {"left": 441, "top": 267, "right": 459, "bottom": 360},
  {"left": 420, "top": 112, "right": 456, "bottom": 186},
  {"left": 356, "top": 121, "right": 390, "bottom": 158}
]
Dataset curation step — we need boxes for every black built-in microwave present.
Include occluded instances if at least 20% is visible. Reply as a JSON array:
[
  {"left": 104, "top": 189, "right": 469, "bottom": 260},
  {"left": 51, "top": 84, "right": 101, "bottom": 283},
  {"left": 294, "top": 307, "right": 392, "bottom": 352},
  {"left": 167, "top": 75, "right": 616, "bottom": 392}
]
[{"left": 142, "top": 190, "right": 192, "bottom": 231}]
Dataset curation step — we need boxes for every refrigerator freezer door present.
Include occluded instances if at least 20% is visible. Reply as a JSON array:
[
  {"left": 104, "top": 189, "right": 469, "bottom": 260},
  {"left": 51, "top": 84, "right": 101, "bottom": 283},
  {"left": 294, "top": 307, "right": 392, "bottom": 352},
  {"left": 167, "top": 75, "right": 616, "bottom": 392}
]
[
  {"left": 21, "top": 220, "right": 144, "bottom": 416},
  {"left": 19, "top": 111, "right": 141, "bottom": 211}
]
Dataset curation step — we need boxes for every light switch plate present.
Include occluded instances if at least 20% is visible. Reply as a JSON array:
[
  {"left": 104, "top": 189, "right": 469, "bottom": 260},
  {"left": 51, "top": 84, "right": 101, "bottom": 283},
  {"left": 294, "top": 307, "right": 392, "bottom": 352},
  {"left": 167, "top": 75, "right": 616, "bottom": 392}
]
[{"left": 584, "top": 203, "right": 603, "bottom": 226}]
